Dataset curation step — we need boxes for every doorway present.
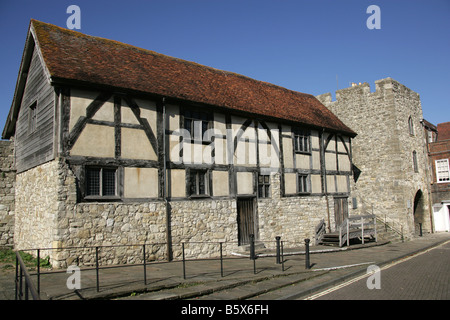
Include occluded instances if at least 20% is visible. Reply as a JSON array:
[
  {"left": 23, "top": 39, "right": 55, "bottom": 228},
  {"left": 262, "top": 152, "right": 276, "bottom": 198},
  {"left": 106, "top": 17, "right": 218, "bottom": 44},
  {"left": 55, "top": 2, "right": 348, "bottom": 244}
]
[
  {"left": 237, "top": 197, "right": 257, "bottom": 246},
  {"left": 334, "top": 197, "right": 348, "bottom": 230},
  {"left": 413, "top": 189, "right": 425, "bottom": 234}
]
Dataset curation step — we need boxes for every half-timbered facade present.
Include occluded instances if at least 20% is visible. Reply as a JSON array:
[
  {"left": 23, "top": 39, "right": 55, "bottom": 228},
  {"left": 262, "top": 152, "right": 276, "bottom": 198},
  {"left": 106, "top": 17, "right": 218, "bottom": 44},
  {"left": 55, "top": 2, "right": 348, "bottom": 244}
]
[{"left": 3, "top": 20, "right": 356, "bottom": 266}]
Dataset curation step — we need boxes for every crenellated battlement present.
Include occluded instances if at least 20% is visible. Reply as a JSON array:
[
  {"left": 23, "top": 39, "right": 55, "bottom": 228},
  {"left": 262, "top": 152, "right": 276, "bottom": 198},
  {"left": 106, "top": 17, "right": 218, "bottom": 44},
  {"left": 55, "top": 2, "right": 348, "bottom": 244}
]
[
  {"left": 317, "top": 77, "right": 420, "bottom": 106},
  {"left": 316, "top": 77, "right": 431, "bottom": 238}
]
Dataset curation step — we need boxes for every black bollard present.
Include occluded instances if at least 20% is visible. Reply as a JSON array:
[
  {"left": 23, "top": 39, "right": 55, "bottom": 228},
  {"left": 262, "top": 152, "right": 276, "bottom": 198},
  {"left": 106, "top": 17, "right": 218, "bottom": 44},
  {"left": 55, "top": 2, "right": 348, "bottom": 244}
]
[
  {"left": 305, "top": 238, "right": 311, "bottom": 269},
  {"left": 275, "top": 236, "right": 281, "bottom": 264},
  {"left": 419, "top": 223, "right": 423, "bottom": 237},
  {"left": 182, "top": 242, "right": 186, "bottom": 279},
  {"left": 249, "top": 234, "right": 256, "bottom": 260}
]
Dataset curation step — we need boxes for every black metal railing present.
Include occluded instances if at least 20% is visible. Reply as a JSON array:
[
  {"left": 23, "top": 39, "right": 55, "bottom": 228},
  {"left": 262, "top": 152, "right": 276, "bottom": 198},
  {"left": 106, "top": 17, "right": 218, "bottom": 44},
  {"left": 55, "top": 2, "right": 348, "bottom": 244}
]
[
  {"left": 15, "top": 237, "right": 312, "bottom": 299},
  {"left": 15, "top": 251, "right": 41, "bottom": 300},
  {"left": 18, "top": 242, "right": 169, "bottom": 297}
]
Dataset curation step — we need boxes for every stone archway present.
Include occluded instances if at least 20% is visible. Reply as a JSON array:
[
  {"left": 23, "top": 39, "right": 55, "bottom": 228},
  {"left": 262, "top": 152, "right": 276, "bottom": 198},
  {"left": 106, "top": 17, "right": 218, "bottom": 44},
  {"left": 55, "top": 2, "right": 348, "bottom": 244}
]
[{"left": 413, "top": 189, "right": 425, "bottom": 235}]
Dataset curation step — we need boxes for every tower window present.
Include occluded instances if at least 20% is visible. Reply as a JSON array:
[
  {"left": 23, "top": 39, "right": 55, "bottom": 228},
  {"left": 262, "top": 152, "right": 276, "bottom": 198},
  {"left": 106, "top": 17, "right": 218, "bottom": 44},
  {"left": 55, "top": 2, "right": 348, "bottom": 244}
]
[
  {"left": 408, "top": 116, "right": 414, "bottom": 136},
  {"left": 412, "top": 151, "right": 418, "bottom": 173}
]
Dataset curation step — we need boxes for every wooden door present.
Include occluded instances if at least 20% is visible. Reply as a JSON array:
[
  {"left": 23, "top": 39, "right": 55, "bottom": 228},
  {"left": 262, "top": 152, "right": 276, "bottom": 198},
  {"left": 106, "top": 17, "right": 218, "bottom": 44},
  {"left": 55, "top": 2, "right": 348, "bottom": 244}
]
[
  {"left": 237, "top": 198, "right": 256, "bottom": 246},
  {"left": 334, "top": 197, "right": 348, "bottom": 230}
]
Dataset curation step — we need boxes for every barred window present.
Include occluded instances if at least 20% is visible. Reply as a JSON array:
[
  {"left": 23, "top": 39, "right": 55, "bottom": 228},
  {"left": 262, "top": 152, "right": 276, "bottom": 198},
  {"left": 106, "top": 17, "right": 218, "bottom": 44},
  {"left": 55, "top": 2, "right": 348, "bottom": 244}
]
[
  {"left": 298, "top": 174, "right": 310, "bottom": 193},
  {"left": 294, "top": 130, "right": 310, "bottom": 153},
  {"left": 86, "top": 167, "right": 117, "bottom": 197},
  {"left": 258, "top": 175, "right": 270, "bottom": 198},
  {"left": 184, "top": 111, "right": 210, "bottom": 141},
  {"left": 189, "top": 169, "right": 209, "bottom": 196}
]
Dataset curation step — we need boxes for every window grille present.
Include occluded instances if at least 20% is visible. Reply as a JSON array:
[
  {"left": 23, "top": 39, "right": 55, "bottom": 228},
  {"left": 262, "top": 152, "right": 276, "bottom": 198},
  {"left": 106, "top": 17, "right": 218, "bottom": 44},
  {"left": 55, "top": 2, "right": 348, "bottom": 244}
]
[
  {"left": 86, "top": 167, "right": 117, "bottom": 197},
  {"left": 102, "top": 169, "right": 117, "bottom": 196},
  {"left": 86, "top": 168, "right": 101, "bottom": 196}
]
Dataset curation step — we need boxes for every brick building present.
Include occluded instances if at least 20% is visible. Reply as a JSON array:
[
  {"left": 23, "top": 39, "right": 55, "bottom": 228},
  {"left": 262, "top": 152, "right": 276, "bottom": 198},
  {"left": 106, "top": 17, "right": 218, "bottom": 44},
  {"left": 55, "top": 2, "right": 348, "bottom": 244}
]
[{"left": 429, "top": 122, "right": 450, "bottom": 232}]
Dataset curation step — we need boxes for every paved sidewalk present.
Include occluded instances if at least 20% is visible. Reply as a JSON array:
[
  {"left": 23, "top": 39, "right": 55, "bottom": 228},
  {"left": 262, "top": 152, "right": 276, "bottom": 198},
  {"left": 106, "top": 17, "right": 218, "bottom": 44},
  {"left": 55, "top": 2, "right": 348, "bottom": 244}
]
[{"left": 1, "top": 232, "right": 449, "bottom": 300}]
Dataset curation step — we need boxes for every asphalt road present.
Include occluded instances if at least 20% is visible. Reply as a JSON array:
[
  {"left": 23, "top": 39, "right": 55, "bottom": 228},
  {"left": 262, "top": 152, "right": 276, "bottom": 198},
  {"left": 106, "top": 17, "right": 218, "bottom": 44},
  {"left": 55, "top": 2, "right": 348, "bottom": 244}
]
[{"left": 305, "top": 240, "right": 450, "bottom": 300}]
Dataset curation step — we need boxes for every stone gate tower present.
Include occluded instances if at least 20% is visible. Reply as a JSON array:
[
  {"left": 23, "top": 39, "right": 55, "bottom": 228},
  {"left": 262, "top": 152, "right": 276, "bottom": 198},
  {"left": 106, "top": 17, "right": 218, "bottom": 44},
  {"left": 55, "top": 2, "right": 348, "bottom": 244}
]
[{"left": 317, "top": 78, "right": 432, "bottom": 238}]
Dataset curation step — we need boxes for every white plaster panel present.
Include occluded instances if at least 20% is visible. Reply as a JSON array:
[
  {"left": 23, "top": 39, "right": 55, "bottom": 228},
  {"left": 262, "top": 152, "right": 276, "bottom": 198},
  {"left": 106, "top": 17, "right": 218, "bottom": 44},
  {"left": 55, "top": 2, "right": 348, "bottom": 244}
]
[
  {"left": 70, "top": 124, "right": 115, "bottom": 158},
  {"left": 213, "top": 171, "right": 229, "bottom": 196},
  {"left": 237, "top": 172, "right": 254, "bottom": 195},
  {"left": 121, "top": 127, "right": 156, "bottom": 160},
  {"left": 124, "top": 167, "right": 159, "bottom": 198}
]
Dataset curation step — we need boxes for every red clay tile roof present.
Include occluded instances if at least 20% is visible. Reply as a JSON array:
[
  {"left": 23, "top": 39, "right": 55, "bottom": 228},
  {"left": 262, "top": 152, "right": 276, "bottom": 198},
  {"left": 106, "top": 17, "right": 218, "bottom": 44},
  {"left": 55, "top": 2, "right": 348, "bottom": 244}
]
[
  {"left": 31, "top": 19, "right": 355, "bottom": 136},
  {"left": 437, "top": 122, "right": 450, "bottom": 141}
]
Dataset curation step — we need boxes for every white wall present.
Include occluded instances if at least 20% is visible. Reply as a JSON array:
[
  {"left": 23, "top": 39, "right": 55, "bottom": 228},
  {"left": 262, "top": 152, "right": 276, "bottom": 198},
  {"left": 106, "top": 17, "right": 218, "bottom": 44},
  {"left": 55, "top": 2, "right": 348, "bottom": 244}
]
[{"left": 433, "top": 203, "right": 450, "bottom": 232}]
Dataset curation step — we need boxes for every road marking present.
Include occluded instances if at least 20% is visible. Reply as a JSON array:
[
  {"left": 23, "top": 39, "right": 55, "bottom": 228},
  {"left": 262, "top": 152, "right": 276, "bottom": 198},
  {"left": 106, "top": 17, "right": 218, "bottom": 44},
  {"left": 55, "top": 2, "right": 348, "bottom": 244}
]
[
  {"left": 304, "top": 272, "right": 371, "bottom": 300},
  {"left": 312, "top": 261, "right": 375, "bottom": 272},
  {"left": 304, "top": 239, "right": 450, "bottom": 300}
]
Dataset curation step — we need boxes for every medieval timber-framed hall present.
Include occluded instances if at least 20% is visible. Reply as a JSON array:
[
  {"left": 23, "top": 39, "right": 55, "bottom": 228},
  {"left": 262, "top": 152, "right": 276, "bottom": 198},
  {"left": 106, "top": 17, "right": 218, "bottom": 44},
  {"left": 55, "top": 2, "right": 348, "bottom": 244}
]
[{"left": 2, "top": 20, "right": 356, "bottom": 267}]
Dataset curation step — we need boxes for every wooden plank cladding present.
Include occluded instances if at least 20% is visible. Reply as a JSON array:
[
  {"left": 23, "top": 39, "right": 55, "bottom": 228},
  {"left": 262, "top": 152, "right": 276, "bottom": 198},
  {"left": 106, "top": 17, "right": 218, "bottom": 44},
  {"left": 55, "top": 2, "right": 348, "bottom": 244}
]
[{"left": 14, "top": 45, "right": 55, "bottom": 173}]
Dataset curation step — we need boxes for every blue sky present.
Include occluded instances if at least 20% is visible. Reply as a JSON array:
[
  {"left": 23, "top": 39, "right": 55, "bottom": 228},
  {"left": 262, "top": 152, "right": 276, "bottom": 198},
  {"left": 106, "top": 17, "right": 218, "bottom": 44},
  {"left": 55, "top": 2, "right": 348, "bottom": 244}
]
[{"left": 0, "top": 0, "right": 449, "bottom": 132}]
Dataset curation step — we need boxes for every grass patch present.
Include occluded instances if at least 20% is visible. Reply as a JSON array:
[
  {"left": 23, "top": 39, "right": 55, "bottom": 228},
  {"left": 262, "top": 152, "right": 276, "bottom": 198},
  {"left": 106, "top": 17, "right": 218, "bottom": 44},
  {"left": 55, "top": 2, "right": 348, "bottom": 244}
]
[{"left": 0, "top": 248, "right": 51, "bottom": 270}]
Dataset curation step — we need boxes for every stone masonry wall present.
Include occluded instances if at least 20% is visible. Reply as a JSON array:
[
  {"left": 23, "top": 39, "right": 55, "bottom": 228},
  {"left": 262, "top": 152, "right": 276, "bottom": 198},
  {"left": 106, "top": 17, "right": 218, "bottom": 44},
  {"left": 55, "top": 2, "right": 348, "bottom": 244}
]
[
  {"left": 0, "top": 140, "right": 15, "bottom": 246},
  {"left": 258, "top": 173, "right": 329, "bottom": 248},
  {"left": 15, "top": 158, "right": 332, "bottom": 267},
  {"left": 169, "top": 172, "right": 331, "bottom": 259},
  {"left": 15, "top": 158, "right": 168, "bottom": 268},
  {"left": 15, "top": 159, "right": 60, "bottom": 253},
  {"left": 53, "top": 201, "right": 167, "bottom": 268},
  {"left": 169, "top": 198, "right": 238, "bottom": 260},
  {"left": 317, "top": 78, "right": 432, "bottom": 237}
]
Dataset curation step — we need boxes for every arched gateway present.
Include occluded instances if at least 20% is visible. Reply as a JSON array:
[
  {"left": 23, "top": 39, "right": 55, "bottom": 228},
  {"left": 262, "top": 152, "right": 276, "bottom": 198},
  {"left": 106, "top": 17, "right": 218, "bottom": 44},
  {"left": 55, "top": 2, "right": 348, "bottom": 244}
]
[{"left": 413, "top": 189, "right": 426, "bottom": 235}]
